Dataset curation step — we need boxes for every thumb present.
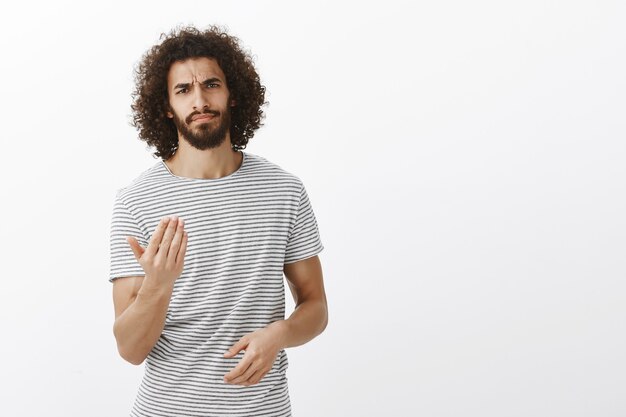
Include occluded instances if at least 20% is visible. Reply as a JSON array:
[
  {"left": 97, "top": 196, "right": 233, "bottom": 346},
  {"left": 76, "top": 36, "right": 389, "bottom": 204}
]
[
  {"left": 126, "top": 236, "right": 145, "bottom": 261},
  {"left": 224, "top": 337, "right": 248, "bottom": 357}
]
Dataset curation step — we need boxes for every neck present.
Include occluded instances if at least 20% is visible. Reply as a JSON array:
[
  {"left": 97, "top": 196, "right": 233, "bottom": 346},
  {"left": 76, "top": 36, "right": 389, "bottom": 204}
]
[{"left": 164, "top": 138, "right": 243, "bottom": 180}]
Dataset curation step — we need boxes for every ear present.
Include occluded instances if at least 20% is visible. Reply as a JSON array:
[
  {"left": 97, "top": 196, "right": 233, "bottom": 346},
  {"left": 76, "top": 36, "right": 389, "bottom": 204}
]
[{"left": 165, "top": 104, "right": 174, "bottom": 118}]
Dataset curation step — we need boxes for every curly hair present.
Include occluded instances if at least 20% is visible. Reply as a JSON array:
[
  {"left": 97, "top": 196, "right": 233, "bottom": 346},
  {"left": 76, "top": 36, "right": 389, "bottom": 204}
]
[{"left": 130, "top": 24, "right": 267, "bottom": 159}]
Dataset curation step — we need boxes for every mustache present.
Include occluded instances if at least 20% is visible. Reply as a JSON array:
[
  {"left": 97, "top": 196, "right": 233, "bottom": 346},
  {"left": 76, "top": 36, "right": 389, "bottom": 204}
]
[{"left": 186, "top": 110, "right": 219, "bottom": 124}]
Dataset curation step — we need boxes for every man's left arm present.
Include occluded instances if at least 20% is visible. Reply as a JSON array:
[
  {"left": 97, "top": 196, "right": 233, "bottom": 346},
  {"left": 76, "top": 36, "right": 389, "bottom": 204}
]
[
  {"left": 271, "top": 254, "right": 328, "bottom": 348},
  {"left": 222, "top": 255, "right": 328, "bottom": 385}
]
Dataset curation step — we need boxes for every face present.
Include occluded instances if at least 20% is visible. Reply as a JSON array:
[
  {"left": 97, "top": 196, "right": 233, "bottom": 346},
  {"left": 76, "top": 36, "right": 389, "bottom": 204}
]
[{"left": 166, "top": 57, "right": 236, "bottom": 150}]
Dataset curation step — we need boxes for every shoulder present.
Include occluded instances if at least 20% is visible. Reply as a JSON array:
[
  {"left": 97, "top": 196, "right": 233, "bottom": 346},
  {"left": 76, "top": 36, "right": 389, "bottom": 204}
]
[
  {"left": 244, "top": 152, "right": 304, "bottom": 189},
  {"left": 114, "top": 160, "right": 164, "bottom": 203}
]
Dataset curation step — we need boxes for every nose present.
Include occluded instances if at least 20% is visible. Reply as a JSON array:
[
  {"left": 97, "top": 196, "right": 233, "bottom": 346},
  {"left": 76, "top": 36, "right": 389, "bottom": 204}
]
[{"left": 191, "top": 85, "right": 209, "bottom": 111}]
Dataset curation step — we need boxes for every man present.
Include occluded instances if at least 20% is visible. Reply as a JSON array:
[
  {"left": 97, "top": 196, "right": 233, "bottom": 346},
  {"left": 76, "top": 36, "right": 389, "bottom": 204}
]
[{"left": 109, "top": 25, "right": 327, "bottom": 417}]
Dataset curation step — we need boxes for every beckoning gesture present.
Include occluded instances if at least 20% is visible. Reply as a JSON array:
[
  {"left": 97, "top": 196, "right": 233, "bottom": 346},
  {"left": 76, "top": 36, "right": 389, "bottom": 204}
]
[{"left": 223, "top": 322, "right": 286, "bottom": 386}]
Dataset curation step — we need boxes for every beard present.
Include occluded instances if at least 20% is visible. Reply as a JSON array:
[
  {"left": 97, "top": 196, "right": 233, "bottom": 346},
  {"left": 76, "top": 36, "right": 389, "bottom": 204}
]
[{"left": 171, "top": 105, "right": 232, "bottom": 150}]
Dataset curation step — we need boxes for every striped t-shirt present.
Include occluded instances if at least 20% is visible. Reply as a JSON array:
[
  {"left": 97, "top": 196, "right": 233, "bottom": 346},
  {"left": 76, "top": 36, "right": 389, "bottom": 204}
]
[{"left": 109, "top": 151, "right": 324, "bottom": 417}]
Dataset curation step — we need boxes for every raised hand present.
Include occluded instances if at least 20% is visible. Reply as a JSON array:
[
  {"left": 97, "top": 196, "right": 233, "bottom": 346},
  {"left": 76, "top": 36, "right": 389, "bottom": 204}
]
[{"left": 126, "top": 216, "right": 188, "bottom": 286}]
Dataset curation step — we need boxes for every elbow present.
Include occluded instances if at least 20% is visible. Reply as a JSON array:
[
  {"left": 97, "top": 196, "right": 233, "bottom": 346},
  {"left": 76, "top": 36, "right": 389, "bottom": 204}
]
[
  {"left": 125, "top": 355, "right": 145, "bottom": 366},
  {"left": 118, "top": 346, "right": 146, "bottom": 366},
  {"left": 320, "top": 320, "right": 328, "bottom": 334},
  {"left": 321, "top": 304, "right": 329, "bottom": 333},
  {"left": 113, "top": 324, "right": 146, "bottom": 366}
]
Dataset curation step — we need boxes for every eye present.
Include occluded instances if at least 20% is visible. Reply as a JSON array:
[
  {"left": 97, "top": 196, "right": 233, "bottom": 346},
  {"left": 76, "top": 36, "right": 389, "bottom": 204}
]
[
  {"left": 176, "top": 88, "right": 187, "bottom": 94},
  {"left": 205, "top": 83, "right": 219, "bottom": 88}
]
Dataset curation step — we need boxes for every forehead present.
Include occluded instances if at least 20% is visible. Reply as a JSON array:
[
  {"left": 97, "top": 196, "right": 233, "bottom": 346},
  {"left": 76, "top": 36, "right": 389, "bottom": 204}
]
[{"left": 167, "top": 57, "right": 226, "bottom": 86}]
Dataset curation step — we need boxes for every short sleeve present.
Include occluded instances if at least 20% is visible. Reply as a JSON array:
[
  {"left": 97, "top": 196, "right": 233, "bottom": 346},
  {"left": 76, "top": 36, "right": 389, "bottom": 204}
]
[
  {"left": 284, "top": 183, "right": 324, "bottom": 264},
  {"left": 108, "top": 191, "right": 149, "bottom": 283}
]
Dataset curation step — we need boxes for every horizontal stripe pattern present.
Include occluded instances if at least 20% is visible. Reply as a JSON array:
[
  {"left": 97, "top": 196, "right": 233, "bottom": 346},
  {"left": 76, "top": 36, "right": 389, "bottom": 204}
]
[{"left": 108, "top": 151, "right": 324, "bottom": 416}]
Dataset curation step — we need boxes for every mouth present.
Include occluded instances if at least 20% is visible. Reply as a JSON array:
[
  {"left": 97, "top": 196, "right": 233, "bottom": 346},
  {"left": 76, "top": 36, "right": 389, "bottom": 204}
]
[{"left": 191, "top": 113, "right": 217, "bottom": 122}]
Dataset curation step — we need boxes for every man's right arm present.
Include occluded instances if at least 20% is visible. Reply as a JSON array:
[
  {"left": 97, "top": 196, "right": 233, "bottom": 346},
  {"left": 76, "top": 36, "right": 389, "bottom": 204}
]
[
  {"left": 112, "top": 276, "right": 174, "bottom": 365},
  {"left": 110, "top": 215, "right": 187, "bottom": 365}
]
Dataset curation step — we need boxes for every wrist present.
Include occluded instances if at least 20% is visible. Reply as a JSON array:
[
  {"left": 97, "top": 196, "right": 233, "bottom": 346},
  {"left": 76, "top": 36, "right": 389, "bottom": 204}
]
[
  {"left": 269, "top": 319, "right": 290, "bottom": 350},
  {"left": 138, "top": 276, "right": 174, "bottom": 298}
]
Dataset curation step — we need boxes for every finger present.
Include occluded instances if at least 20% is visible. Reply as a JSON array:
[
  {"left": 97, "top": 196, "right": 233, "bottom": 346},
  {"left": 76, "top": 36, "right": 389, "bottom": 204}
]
[
  {"left": 224, "top": 356, "right": 253, "bottom": 383},
  {"left": 176, "top": 231, "right": 188, "bottom": 265},
  {"left": 242, "top": 368, "right": 265, "bottom": 386},
  {"left": 224, "top": 337, "right": 248, "bottom": 358},
  {"left": 167, "top": 218, "right": 185, "bottom": 264},
  {"left": 126, "top": 236, "right": 144, "bottom": 261},
  {"left": 146, "top": 217, "right": 171, "bottom": 256},
  {"left": 230, "top": 363, "right": 258, "bottom": 385},
  {"left": 156, "top": 216, "right": 179, "bottom": 259}
]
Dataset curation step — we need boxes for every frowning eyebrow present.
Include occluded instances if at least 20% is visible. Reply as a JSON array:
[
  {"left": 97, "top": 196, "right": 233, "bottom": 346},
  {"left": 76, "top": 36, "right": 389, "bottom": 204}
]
[{"left": 173, "top": 77, "right": 222, "bottom": 91}]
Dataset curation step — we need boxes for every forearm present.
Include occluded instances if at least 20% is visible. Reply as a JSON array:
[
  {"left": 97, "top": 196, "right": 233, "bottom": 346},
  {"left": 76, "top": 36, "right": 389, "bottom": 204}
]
[
  {"left": 273, "top": 298, "right": 328, "bottom": 349},
  {"left": 113, "top": 278, "right": 174, "bottom": 365}
]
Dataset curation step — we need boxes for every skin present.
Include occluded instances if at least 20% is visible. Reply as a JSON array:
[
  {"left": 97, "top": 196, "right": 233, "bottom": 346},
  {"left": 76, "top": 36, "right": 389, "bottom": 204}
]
[
  {"left": 115, "top": 56, "right": 329, "bottom": 386},
  {"left": 164, "top": 56, "right": 242, "bottom": 180},
  {"left": 223, "top": 255, "right": 328, "bottom": 386},
  {"left": 113, "top": 216, "right": 187, "bottom": 365}
]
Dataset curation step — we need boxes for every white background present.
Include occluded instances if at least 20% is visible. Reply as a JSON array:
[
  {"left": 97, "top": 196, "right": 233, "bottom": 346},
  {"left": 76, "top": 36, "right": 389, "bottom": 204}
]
[{"left": 0, "top": 0, "right": 624, "bottom": 416}]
